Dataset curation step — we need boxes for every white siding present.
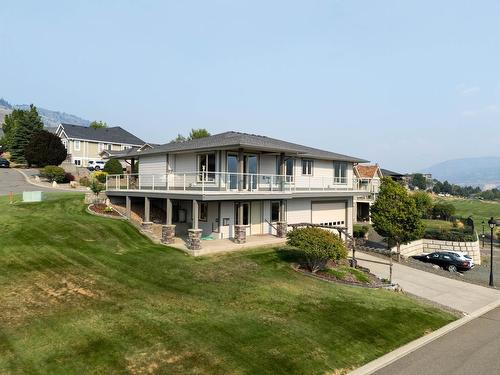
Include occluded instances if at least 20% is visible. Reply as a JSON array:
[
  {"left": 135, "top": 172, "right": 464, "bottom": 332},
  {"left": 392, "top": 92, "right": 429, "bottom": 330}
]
[
  {"left": 220, "top": 201, "right": 235, "bottom": 239},
  {"left": 260, "top": 155, "right": 277, "bottom": 175},
  {"left": 286, "top": 198, "right": 312, "bottom": 224},
  {"left": 173, "top": 154, "right": 197, "bottom": 173},
  {"left": 138, "top": 155, "right": 167, "bottom": 175},
  {"left": 198, "top": 202, "right": 219, "bottom": 237}
]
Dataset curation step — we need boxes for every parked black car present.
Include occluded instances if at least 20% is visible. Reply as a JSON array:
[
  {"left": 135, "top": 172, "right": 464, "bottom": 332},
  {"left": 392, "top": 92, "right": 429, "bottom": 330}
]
[
  {"left": 412, "top": 251, "right": 473, "bottom": 272},
  {"left": 0, "top": 157, "right": 10, "bottom": 168}
]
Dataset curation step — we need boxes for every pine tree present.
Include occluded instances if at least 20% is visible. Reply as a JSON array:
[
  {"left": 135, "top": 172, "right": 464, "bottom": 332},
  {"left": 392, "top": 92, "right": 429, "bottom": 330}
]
[{"left": 9, "top": 105, "right": 43, "bottom": 163}]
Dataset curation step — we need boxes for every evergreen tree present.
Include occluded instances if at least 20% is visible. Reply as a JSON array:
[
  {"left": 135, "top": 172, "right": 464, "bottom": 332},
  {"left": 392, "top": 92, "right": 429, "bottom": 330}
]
[
  {"left": 24, "top": 130, "right": 67, "bottom": 167},
  {"left": 9, "top": 105, "right": 43, "bottom": 163}
]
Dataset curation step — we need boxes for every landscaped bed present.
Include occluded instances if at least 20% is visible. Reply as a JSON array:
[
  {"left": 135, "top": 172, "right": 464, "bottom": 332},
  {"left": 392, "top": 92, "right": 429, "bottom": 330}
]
[
  {"left": 0, "top": 193, "right": 456, "bottom": 375},
  {"left": 88, "top": 203, "right": 122, "bottom": 217}
]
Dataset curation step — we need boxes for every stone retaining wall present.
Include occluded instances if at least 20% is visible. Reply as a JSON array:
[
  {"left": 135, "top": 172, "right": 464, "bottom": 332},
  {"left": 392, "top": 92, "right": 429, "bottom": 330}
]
[{"left": 394, "top": 238, "right": 481, "bottom": 265}]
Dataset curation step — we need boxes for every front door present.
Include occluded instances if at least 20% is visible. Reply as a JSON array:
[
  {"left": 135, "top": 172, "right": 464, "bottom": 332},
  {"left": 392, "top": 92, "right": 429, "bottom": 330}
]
[{"left": 251, "top": 201, "right": 262, "bottom": 235}]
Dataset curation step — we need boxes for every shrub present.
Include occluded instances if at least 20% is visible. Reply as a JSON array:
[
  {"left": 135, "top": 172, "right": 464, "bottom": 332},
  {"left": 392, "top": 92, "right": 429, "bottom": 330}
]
[
  {"left": 79, "top": 176, "right": 91, "bottom": 187},
  {"left": 424, "top": 228, "right": 477, "bottom": 242},
  {"left": 286, "top": 227, "right": 347, "bottom": 273},
  {"left": 432, "top": 202, "right": 456, "bottom": 221},
  {"left": 92, "top": 171, "right": 108, "bottom": 183},
  {"left": 40, "top": 165, "right": 66, "bottom": 183},
  {"left": 24, "top": 129, "right": 67, "bottom": 167},
  {"left": 353, "top": 225, "right": 370, "bottom": 239},
  {"left": 103, "top": 158, "right": 123, "bottom": 175},
  {"left": 64, "top": 172, "right": 75, "bottom": 182},
  {"left": 89, "top": 179, "right": 105, "bottom": 199}
]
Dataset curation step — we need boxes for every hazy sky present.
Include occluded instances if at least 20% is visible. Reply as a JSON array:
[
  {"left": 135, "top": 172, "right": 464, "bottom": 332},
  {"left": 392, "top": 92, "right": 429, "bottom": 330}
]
[{"left": 1, "top": 0, "right": 500, "bottom": 172}]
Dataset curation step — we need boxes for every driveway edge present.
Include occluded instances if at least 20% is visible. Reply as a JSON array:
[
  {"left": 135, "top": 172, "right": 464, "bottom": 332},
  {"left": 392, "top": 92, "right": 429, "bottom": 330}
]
[
  {"left": 349, "top": 298, "right": 500, "bottom": 375},
  {"left": 14, "top": 168, "right": 88, "bottom": 192}
]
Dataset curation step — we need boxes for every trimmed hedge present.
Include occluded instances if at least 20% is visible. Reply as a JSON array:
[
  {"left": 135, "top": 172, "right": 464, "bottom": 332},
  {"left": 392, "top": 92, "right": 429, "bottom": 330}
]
[{"left": 423, "top": 228, "right": 477, "bottom": 242}]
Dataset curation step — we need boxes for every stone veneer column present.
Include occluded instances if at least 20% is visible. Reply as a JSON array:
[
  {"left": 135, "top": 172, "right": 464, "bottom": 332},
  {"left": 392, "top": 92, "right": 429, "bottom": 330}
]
[
  {"left": 234, "top": 225, "right": 247, "bottom": 244},
  {"left": 161, "top": 224, "right": 176, "bottom": 244},
  {"left": 188, "top": 229, "right": 203, "bottom": 250},
  {"left": 276, "top": 221, "right": 287, "bottom": 238},
  {"left": 141, "top": 221, "right": 153, "bottom": 231}
]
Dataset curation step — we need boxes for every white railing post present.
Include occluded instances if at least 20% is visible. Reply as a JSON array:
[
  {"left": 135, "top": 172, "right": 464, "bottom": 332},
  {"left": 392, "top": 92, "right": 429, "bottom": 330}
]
[
  {"left": 308, "top": 176, "right": 311, "bottom": 191},
  {"left": 127, "top": 174, "right": 130, "bottom": 190},
  {"left": 322, "top": 177, "right": 325, "bottom": 191},
  {"left": 183, "top": 174, "right": 186, "bottom": 191},
  {"left": 115, "top": 176, "right": 118, "bottom": 190},
  {"left": 270, "top": 176, "right": 273, "bottom": 191},
  {"left": 202, "top": 171, "right": 205, "bottom": 193},
  {"left": 138, "top": 175, "right": 141, "bottom": 190},
  {"left": 152, "top": 175, "right": 155, "bottom": 191}
]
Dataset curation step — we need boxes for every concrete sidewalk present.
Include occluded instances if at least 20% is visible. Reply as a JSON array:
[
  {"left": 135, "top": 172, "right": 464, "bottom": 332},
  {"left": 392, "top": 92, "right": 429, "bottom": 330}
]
[{"left": 356, "top": 251, "right": 500, "bottom": 314}]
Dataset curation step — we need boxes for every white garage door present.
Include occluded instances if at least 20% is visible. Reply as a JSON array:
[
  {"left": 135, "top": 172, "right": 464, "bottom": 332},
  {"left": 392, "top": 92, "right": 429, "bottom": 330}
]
[{"left": 311, "top": 202, "right": 346, "bottom": 227}]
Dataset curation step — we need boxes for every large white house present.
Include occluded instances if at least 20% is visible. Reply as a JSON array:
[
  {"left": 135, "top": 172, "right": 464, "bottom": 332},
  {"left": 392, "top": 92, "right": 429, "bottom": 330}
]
[{"left": 105, "top": 131, "right": 378, "bottom": 254}]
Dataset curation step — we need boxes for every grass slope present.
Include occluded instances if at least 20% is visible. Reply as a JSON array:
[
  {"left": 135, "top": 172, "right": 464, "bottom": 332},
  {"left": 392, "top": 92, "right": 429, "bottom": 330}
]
[
  {"left": 437, "top": 198, "right": 500, "bottom": 231},
  {"left": 0, "top": 194, "right": 455, "bottom": 374}
]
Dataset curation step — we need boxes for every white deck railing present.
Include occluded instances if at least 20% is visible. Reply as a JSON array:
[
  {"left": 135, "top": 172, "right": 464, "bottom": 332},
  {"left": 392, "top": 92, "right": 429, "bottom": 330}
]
[{"left": 105, "top": 172, "right": 378, "bottom": 194}]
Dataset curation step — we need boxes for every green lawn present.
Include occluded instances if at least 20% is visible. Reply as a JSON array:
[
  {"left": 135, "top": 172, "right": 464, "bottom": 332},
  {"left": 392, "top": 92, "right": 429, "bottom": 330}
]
[
  {"left": 0, "top": 194, "right": 455, "bottom": 374},
  {"left": 423, "top": 219, "right": 454, "bottom": 231},
  {"left": 436, "top": 197, "right": 500, "bottom": 232}
]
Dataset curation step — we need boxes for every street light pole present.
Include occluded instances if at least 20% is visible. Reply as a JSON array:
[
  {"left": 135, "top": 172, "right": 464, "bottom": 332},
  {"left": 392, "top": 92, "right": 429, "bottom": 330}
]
[
  {"left": 482, "top": 220, "right": 485, "bottom": 248},
  {"left": 488, "top": 217, "right": 497, "bottom": 287}
]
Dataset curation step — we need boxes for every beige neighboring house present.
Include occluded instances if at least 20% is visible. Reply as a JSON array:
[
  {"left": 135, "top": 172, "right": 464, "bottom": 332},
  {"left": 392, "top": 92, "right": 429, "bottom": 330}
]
[
  {"left": 353, "top": 164, "right": 383, "bottom": 223},
  {"left": 55, "top": 123, "right": 144, "bottom": 167}
]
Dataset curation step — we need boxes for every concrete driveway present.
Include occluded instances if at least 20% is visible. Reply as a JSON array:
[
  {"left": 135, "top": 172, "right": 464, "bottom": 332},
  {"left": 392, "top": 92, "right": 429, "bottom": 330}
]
[
  {"left": 0, "top": 168, "right": 54, "bottom": 195},
  {"left": 357, "top": 251, "right": 500, "bottom": 314}
]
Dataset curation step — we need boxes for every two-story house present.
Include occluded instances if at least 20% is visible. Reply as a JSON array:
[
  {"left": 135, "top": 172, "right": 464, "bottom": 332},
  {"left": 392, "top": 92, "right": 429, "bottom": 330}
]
[
  {"left": 55, "top": 123, "right": 145, "bottom": 167},
  {"left": 105, "top": 131, "right": 370, "bottom": 255}
]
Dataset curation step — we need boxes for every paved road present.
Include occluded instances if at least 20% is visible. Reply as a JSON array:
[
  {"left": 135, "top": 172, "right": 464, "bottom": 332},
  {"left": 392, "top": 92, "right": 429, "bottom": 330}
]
[
  {"left": 0, "top": 168, "right": 54, "bottom": 195},
  {"left": 356, "top": 252, "right": 500, "bottom": 314},
  {"left": 374, "top": 306, "right": 500, "bottom": 375}
]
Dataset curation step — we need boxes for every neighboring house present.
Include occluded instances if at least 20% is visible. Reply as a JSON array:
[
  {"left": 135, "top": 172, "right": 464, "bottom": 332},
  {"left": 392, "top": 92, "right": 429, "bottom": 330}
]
[
  {"left": 99, "top": 143, "right": 156, "bottom": 172},
  {"left": 106, "top": 131, "right": 372, "bottom": 253},
  {"left": 380, "top": 168, "right": 405, "bottom": 182},
  {"left": 55, "top": 123, "right": 144, "bottom": 167},
  {"left": 353, "top": 164, "right": 383, "bottom": 223}
]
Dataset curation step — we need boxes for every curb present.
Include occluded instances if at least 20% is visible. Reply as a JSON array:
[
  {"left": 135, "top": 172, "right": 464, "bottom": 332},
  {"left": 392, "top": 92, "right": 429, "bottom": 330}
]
[
  {"left": 348, "top": 298, "right": 500, "bottom": 375},
  {"left": 14, "top": 168, "right": 88, "bottom": 192}
]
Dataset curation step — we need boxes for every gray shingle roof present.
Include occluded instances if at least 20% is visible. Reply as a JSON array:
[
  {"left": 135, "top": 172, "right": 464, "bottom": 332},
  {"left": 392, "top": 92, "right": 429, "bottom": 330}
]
[
  {"left": 381, "top": 168, "right": 404, "bottom": 177},
  {"left": 60, "top": 123, "right": 144, "bottom": 145},
  {"left": 127, "top": 131, "right": 368, "bottom": 162}
]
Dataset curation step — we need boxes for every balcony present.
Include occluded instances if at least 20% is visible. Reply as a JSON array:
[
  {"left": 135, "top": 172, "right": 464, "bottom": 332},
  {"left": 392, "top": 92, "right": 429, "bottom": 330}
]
[{"left": 106, "top": 172, "right": 376, "bottom": 196}]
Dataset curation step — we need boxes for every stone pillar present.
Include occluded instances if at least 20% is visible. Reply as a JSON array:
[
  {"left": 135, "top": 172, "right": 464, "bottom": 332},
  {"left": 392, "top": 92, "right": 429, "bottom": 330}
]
[
  {"left": 144, "top": 197, "right": 151, "bottom": 223},
  {"left": 161, "top": 224, "right": 176, "bottom": 244},
  {"left": 126, "top": 196, "right": 131, "bottom": 218},
  {"left": 276, "top": 221, "right": 287, "bottom": 238},
  {"left": 192, "top": 200, "right": 199, "bottom": 229},
  {"left": 234, "top": 225, "right": 247, "bottom": 244},
  {"left": 141, "top": 221, "right": 153, "bottom": 231},
  {"left": 166, "top": 198, "right": 173, "bottom": 225},
  {"left": 188, "top": 228, "right": 202, "bottom": 250}
]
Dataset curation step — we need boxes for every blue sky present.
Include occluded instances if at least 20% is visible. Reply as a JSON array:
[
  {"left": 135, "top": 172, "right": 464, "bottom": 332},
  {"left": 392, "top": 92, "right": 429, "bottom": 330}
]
[{"left": 1, "top": 0, "right": 500, "bottom": 172}]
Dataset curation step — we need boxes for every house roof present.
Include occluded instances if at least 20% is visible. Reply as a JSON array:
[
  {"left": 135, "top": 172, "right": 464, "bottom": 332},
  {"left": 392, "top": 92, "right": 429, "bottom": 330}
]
[
  {"left": 58, "top": 123, "right": 144, "bottom": 145},
  {"left": 125, "top": 131, "right": 368, "bottom": 162},
  {"left": 45, "top": 126, "right": 58, "bottom": 134},
  {"left": 381, "top": 168, "right": 404, "bottom": 177},
  {"left": 354, "top": 165, "right": 381, "bottom": 179}
]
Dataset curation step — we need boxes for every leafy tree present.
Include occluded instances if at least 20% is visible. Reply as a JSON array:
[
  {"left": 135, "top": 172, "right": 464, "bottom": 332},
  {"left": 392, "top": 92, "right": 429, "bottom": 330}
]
[
  {"left": 89, "top": 120, "right": 108, "bottom": 129},
  {"left": 412, "top": 191, "right": 433, "bottom": 218},
  {"left": 103, "top": 158, "right": 123, "bottom": 174},
  {"left": 410, "top": 173, "right": 427, "bottom": 190},
  {"left": 8, "top": 105, "right": 44, "bottom": 163},
  {"left": 89, "top": 179, "right": 105, "bottom": 201},
  {"left": 24, "top": 130, "right": 67, "bottom": 167},
  {"left": 188, "top": 128, "right": 210, "bottom": 140},
  {"left": 432, "top": 180, "right": 443, "bottom": 194},
  {"left": 287, "top": 226, "right": 347, "bottom": 273},
  {"left": 170, "top": 134, "right": 187, "bottom": 143},
  {"left": 371, "top": 177, "right": 424, "bottom": 262},
  {"left": 432, "top": 202, "right": 456, "bottom": 221},
  {"left": 442, "top": 180, "right": 452, "bottom": 194}
]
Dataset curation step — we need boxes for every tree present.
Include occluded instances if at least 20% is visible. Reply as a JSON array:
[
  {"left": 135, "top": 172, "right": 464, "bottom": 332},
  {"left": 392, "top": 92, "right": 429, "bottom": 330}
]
[
  {"left": 24, "top": 130, "right": 67, "bottom": 167},
  {"left": 89, "top": 179, "right": 105, "bottom": 202},
  {"left": 432, "top": 180, "right": 443, "bottom": 194},
  {"left": 412, "top": 191, "right": 433, "bottom": 218},
  {"left": 1, "top": 108, "right": 24, "bottom": 150},
  {"left": 170, "top": 128, "right": 210, "bottom": 143},
  {"left": 89, "top": 120, "right": 108, "bottom": 129},
  {"left": 103, "top": 158, "right": 123, "bottom": 174},
  {"left": 410, "top": 173, "right": 427, "bottom": 190},
  {"left": 371, "top": 177, "right": 424, "bottom": 262},
  {"left": 8, "top": 105, "right": 44, "bottom": 163},
  {"left": 286, "top": 227, "right": 347, "bottom": 273},
  {"left": 188, "top": 128, "right": 210, "bottom": 140},
  {"left": 432, "top": 202, "right": 456, "bottom": 221}
]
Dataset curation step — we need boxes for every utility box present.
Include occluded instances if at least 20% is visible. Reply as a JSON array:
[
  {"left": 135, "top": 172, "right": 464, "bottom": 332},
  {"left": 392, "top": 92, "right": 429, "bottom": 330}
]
[{"left": 23, "top": 191, "right": 43, "bottom": 202}]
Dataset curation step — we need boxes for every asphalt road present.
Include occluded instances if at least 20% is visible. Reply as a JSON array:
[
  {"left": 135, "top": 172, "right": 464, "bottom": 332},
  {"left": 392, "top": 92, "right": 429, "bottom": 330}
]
[
  {"left": 0, "top": 168, "right": 54, "bottom": 195},
  {"left": 374, "top": 306, "right": 500, "bottom": 375}
]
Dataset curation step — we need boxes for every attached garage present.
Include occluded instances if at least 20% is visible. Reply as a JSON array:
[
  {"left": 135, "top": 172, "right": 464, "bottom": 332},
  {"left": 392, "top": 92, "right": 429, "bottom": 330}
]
[{"left": 311, "top": 201, "right": 347, "bottom": 227}]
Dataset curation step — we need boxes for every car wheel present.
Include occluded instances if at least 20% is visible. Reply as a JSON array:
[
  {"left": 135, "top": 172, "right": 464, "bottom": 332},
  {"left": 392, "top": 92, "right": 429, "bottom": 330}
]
[
  {"left": 448, "top": 265, "right": 457, "bottom": 273},
  {"left": 95, "top": 166, "right": 100, "bottom": 171}
]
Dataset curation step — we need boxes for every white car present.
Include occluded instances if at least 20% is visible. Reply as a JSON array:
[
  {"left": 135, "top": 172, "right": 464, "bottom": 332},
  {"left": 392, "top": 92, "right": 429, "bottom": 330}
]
[
  {"left": 442, "top": 251, "right": 475, "bottom": 268},
  {"left": 88, "top": 160, "right": 106, "bottom": 171}
]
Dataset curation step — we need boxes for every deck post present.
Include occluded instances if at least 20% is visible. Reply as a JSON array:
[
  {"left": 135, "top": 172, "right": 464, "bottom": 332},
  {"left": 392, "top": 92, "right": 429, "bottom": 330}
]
[
  {"left": 166, "top": 198, "right": 173, "bottom": 225},
  {"left": 142, "top": 197, "right": 153, "bottom": 231},
  {"left": 126, "top": 196, "right": 131, "bottom": 218},
  {"left": 192, "top": 200, "right": 199, "bottom": 230}
]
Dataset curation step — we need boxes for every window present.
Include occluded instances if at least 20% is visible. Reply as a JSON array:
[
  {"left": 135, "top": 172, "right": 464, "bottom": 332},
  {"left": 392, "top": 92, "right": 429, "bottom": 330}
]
[
  {"left": 276, "top": 157, "right": 294, "bottom": 181},
  {"left": 62, "top": 139, "right": 68, "bottom": 149},
  {"left": 333, "top": 161, "right": 347, "bottom": 184},
  {"left": 198, "top": 153, "right": 216, "bottom": 181},
  {"left": 123, "top": 145, "right": 131, "bottom": 150},
  {"left": 98, "top": 143, "right": 104, "bottom": 151},
  {"left": 199, "top": 202, "right": 208, "bottom": 222},
  {"left": 107, "top": 144, "right": 112, "bottom": 151},
  {"left": 302, "top": 159, "right": 313, "bottom": 175},
  {"left": 74, "top": 159, "right": 81, "bottom": 166},
  {"left": 271, "top": 201, "right": 280, "bottom": 222},
  {"left": 74, "top": 140, "right": 81, "bottom": 151}
]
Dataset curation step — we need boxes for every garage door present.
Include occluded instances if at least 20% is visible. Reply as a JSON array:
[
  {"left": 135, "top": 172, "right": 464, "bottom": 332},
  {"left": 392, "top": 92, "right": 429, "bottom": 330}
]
[{"left": 311, "top": 202, "right": 346, "bottom": 227}]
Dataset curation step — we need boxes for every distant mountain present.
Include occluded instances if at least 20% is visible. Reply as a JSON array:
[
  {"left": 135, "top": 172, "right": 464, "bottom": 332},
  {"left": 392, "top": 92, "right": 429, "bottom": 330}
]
[
  {"left": 423, "top": 157, "right": 500, "bottom": 189},
  {"left": 0, "top": 98, "right": 90, "bottom": 128}
]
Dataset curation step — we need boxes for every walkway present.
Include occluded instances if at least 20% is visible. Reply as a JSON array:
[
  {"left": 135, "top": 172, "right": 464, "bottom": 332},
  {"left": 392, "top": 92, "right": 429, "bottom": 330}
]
[{"left": 356, "top": 251, "right": 500, "bottom": 314}]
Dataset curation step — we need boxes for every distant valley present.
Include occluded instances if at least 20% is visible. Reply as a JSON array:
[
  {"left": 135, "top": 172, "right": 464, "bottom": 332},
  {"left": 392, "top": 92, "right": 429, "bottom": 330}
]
[{"left": 0, "top": 98, "right": 90, "bottom": 128}]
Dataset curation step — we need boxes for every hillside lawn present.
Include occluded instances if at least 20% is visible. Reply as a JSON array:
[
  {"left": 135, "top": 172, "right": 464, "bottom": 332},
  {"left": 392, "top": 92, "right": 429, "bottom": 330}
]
[{"left": 0, "top": 193, "right": 455, "bottom": 374}]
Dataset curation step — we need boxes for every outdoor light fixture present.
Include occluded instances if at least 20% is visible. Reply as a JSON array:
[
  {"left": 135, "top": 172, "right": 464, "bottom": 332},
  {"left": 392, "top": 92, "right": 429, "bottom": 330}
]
[{"left": 488, "top": 217, "right": 497, "bottom": 287}]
